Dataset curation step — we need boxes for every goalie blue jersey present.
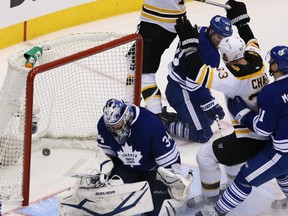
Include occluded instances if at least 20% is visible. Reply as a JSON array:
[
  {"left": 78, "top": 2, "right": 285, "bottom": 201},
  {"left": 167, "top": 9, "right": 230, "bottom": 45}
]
[
  {"left": 246, "top": 74, "right": 288, "bottom": 153},
  {"left": 97, "top": 106, "right": 181, "bottom": 172}
]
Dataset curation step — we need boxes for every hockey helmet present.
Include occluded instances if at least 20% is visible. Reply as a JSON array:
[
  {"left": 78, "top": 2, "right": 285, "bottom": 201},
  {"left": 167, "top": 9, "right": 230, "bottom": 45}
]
[
  {"left": 268, "top": 46, "right": 288, "bottom": 73},
  {"left": 103, "top": 98, "right": 133, "bottom": 144},
  {"left": 209, "top": 15, "right": 233, "bottom": 37},
  {"left": 218, "top": 36, "right": 246, "bottom": 63}
]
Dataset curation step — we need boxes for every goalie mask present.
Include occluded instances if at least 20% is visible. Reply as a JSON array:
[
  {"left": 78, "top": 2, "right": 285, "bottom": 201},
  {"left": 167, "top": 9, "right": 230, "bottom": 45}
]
[
  {"left": 218, "top": 36, "right": 246, "bottom": 63},
  {"left": 103, "top": 98, "right": 134, "bottom": 144}
]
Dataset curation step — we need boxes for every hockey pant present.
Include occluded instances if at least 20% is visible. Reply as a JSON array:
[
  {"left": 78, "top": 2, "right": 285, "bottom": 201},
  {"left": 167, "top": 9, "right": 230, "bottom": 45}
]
[
  {"left": 213, "top": 132, "right": 267, "bottom": 166},
  {"left": 138, "top": 21, "right": 176, "bottom": 114},
  {"left": 239, "top": 141, "right": 288, "bottom": 187},
  {"left": 165, "top": 81, "right": 213, "bottom": 143},
  {"left": 138, "top": 21, "right": 176, "bottom": 74},
  {"left": 214, "top": 142, "right": 288, "bottom": 215}
]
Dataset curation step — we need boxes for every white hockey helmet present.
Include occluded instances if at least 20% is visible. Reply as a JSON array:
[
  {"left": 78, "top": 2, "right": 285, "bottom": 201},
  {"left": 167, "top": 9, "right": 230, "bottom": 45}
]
[{"left": 218, "top": 36, "right": 246, "bottom": 63}]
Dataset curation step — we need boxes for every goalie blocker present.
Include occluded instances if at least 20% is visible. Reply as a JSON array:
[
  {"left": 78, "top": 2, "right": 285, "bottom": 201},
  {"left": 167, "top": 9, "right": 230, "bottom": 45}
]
[{"left": 156, "top": 164, "right": 193, "bottom": 202}]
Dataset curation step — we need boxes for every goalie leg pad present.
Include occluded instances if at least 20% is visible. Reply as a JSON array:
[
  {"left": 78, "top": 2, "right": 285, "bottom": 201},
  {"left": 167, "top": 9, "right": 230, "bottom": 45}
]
[
  {"left": 58, "top": 188, "right": 83, "bottom": 216},
  {"left": 158, "top": 198, "right": 185, "bottom": 216},
  {"left": 58, "top": 181, "right": 153, "bottom": 216}
]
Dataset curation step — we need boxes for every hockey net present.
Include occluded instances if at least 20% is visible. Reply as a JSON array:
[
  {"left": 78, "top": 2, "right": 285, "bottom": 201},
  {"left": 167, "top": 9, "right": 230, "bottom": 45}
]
[{"left": 0, "top": 32, "right": 143, "bottom": 205}]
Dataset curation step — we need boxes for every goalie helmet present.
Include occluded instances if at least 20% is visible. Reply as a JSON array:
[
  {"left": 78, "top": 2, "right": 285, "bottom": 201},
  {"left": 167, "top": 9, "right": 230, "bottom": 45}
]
[
  {"left": 268, "top": 46, "right": 288, "bottom": 73},
  {"left": 209, "top": 15, "right": 233, "bottom": 37},
  {"left": 103, "top": 98, "right": 134, "bottom": 144},
  {"left": 218, "top": 36, "right": 246, "bottom": 63}
]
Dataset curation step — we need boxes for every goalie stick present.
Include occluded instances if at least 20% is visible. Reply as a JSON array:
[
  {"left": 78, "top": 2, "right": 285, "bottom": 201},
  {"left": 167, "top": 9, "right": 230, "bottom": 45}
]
[{"left": 194, "top": 0, "right": 231, "bottom": 9}]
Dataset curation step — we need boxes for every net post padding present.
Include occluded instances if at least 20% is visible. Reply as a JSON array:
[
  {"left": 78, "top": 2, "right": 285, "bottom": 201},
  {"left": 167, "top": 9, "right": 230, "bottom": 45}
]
[{"left": 2, "top": 33, "right": 143, "bottom": 206}]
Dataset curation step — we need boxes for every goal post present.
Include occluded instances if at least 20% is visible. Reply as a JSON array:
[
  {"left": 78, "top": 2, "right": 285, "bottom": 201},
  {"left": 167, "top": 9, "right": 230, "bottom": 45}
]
[{"left": 0, "top": 32, "right": 143, "bottom": 206}]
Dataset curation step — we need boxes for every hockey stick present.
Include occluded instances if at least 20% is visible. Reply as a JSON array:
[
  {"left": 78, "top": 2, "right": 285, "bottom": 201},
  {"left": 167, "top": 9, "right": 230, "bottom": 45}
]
[
  {"left": 215, "top": 114, "right": 224, "bottom": 137},
  {"left": 194, "top": 0, "right": 231, "bottom": 9}
]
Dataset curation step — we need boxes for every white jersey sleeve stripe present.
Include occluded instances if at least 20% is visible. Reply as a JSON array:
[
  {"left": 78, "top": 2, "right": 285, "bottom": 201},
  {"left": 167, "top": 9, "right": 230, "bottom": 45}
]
[
  {"left": 98, "top": 143, "right": 117, "bottom": 157},
  {"left": 253, "top": 115, "right": 273, "bottom": 137},
  {"left": 143, "top": 3, "right": 186, "bottom": 14},
  {"left": 141, "top": 12, "right": 176, "bottom": 23},
  {"left": 155, "top": 144, "right": 180, "bottom": 167}
]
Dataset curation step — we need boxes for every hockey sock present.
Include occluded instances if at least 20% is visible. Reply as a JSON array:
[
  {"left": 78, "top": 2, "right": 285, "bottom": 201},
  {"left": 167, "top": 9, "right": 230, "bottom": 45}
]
[{"left": 215, "top": 172, "right": 252, "bottom": 215}]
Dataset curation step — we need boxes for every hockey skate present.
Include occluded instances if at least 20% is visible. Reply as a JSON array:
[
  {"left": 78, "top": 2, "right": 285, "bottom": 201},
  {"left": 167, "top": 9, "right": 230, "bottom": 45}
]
[
  {"left": 157, "top": 106, "right": 178, "bottom": 129},
  {"left": 187, "top": 194, "right": 219, "bottom": 208},
  {"left": 271, "top": 196, "right": 288, "bottom": 210},
  {"left": 187, "top": 182, "right": 229, "bottom": 208},
  {"left": 195, "top": 205, "right": 221, "bottom": 216}
]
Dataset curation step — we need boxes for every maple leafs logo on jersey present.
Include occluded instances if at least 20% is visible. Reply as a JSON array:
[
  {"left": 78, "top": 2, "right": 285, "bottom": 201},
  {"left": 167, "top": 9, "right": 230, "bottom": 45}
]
[{"left": 117, "top": 143, "right": 143, "bottom": 168}]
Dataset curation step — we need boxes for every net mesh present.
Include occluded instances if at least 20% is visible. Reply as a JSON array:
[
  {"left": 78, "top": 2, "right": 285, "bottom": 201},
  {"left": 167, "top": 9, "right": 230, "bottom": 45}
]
[{"left": 0, "top": 32, "right": 141, "bottom": 201}]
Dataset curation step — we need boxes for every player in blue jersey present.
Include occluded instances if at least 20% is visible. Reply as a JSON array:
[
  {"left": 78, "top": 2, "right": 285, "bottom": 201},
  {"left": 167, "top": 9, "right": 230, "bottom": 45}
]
[
  {"left": 97, "top": 98, "right": 193, "bottom": 216},
  {"left": 164, "top": 15, "right": 232, "bottom": 143},
  {"left": 195, "top": 45, "right": 288, "bottom": 216},
  {"left": 198, "top": 15, "right": 233, "bottom": 67},
  {"left": 126, "top": 1, "right": 232, "bottom": 132},
  {"left": 172, "top": 0, "right": 272, "bottom": 209}
]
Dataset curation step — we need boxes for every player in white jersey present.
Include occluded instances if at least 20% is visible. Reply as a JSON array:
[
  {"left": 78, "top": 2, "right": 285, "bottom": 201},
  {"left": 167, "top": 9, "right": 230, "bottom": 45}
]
[
  {"left": 196, "top": 45, "right": 288, "bottom": 216},
  {"left": 126, "top": 0, "right": 186, "bottom": 124},
  {"left": 140, "top": 0, "right": 186, "bottom": 33},
  {"left": 173, "top": 0, "right": 271, "bottom": 208}
]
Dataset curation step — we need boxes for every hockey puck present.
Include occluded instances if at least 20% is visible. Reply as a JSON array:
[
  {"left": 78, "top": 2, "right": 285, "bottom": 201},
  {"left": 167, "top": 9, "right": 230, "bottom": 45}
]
[{"left": 42, "top": 148, "right": 51, "bottom": 156}]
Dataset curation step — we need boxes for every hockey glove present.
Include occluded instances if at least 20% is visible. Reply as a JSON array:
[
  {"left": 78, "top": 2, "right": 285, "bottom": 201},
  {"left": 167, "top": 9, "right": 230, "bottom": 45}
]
[
  {"left": 226, "top": 0, "right": 250, "bottom": 27},
  {"left": 200, "top": 98, "right": 225, "bottom": 121},
  {"left": 66, "top": 150, "right": 114, "bottom": 188},
  {"left": 175, "top": 15, "right": 199, "bottom": 52},
  {"left": 156, "top": 164, "right": 193, "bottom": 201},
  {"left": 227, "top": 96, "right": 251, "bottom": 123}
]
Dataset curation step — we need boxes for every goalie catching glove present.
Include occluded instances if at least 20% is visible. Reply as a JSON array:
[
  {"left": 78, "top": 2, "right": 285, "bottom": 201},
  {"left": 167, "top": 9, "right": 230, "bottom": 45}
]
[
  {"left": 65, "top": 148, "right": 114, "bottom": 188},
  {"left": 156, "top": 163, "right": 193, "bottom": 201}
]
